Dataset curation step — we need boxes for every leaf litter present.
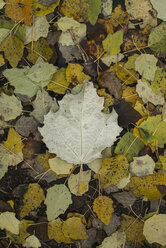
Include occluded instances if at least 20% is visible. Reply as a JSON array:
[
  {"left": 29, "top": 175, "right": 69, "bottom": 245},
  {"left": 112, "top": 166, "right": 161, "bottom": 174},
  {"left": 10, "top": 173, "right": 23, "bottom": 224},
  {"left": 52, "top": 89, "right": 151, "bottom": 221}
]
[{"left": 0, "top": 0, "right": 166, "bottom": 247}]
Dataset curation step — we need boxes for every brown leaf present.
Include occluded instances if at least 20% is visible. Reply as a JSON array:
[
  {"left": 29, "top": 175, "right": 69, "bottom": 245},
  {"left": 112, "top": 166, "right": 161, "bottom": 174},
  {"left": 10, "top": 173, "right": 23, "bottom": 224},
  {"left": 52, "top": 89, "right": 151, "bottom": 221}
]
[{"left": 22, "top": 138, "right": 41, "bottom": 159}]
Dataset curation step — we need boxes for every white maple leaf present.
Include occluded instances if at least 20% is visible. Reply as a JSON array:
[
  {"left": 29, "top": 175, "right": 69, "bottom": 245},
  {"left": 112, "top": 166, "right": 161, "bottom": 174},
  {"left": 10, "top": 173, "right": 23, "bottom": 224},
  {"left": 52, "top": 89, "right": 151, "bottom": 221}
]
[{"left": 39, "top": 81, "right": 122, "bottom": 165}]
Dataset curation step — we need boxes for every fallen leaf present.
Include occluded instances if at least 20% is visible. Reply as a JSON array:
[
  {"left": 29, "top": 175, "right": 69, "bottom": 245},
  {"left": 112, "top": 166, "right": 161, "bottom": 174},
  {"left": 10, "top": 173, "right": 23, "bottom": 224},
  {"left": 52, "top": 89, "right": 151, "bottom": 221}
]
[
  {"left": 23, "top": 235, "right": 41, "bottom": 248},
  {"left": 0, "top": 0, "right": 5, "bottom": 8},
  {"left": 48, "top": 156, "right": 74, "bottom": 176},
  {"left": 0, "top": 93, "right": 22, "bottom": 121},
  {"left": 98, "top": 231, "right": 126, "bottom": 248},
  {"left": 115, "top": 132, "right": 145, "bottom": 162},
  {"left": 68, "top": 170, "right": 91, "bottom": 196},
  {"left": 24, "top": 16, "right": 49, "bottom": 44},
  {"left": 101, "top": 53, "right": 124, "bottom": 67},
  {"left": 4, "top": 128, "right": 24, "bottom": 153},
  {"left": 97, "top": 89, "right": 114, "bottom": 114},
  {"left": 20, "top": 183, "right": 45, "bottom": 219},
  {"left": 150, "top": 0, "right": 166, "bottom": 21},
  {"left": 44, "top": 184, "right": 72, "bottom": 221},
  {"left": 62, "top": 216, "right": 88, "bottom": 239},
  {"left": 109, "top": 5, "right": 130, "bottom": 28},
  {"left": 113, "top": 191, "right": 136, "bottom": 208},
  {"left": 15, "top": 116, "right": 38, "bottom": 137},
  {"left": 102, "top": 30, "right": 123, "bottom": 55},
  {"left": 93, "top": 196, "right": 114, "bottom": 225},
  {"left": 143, "top": 214, "right": 166, "bottom": 246},
  {"left": 34, "top": 0, "right": 60, "bottom": 16},
  {"left": 5, "top": 0, "right": 33, "bottom": 26},
  {"left": 39, "top": 81, "right": 122, "bottom": 164},
  {"left": 22, "top": 138, "right": 41, "bottom": 159},
  {"left": 86, "top": 0, "right": 101, "bottom": 25},
  {"left": 95, "top": 155, "right": 129, "bottom": 189},
  {"left": 0, "top": 35, "right": 24, "bottom": 67},
  {"left": 0, "top": 212, "right": 20, "bottom": 235},
  {"left": 136, "top": 80, "right": 165, "bottom": 106},
  {"left": 129, "top": 154, "right": 155, "bottom": 177},
  {"left": 101, "top": 0, "right": 113, "bottom": 17},
  {"left": 31, "top": 90, "right": 58, "bottom": 123},
  {"left": 66, "top": 63, "right": 90, "bottom": 85},
  {"left": 135, "top": 54, "right": 157, "bottom": 81}
]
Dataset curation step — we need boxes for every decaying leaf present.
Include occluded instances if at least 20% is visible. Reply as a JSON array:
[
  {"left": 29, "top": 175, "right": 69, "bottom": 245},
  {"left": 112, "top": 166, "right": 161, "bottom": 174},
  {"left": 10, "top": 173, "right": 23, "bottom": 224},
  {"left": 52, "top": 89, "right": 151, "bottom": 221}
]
[
  {"left": 4, "top": 128, "right": 24, "bottom": 153},
  {"left": 0, "top": 93, "right": 22, "bottom": 121},
  {"left": 39, "top": 81, "right": 122, "bottom": 165},
  {"left": 109, "top": 5, "right": 130, "bottom": 28},
  {"left": 45, "top": 184, "right": 72, "bottom": 221},
  {"left": 143, "top": 214, "right": 166, "bottom": 246},
  {"left": 98, "top": 231, "right": 126, "bottom": 248},
  {"left": 15, "top": 116, "right": 38, "bottom": 137},
  {"left": 129, "top": 155, "right": 155, "bottom": 177},
  {"left": 95, "top": 155, "right": 129, "bottom": 189},
  {"left": 66, "top": 63, "right": 90, "bottom": 85},
  {"left": 23, "top": 235, "right": 41, "bottom": 248},
  {"left": 125, "top": 172, "right": 166, "bottom": 200},
  {"left": 93, "top": 196, "right": 114, "bottom": 225},
  {"left": 68, "top": 170, "right": 91, "bottom": 196},
  {"left": 0, "top": 35, "right": 24, "bottom": 67},
  {"left": 34, "top": 0, "right": 60, "bottom": 16},
  {"left": 119, "top": 214, "right": 145, "bottom": 244},
  {"left": 62, "top": 216, "right": 88, "bottom": 240},
  {"left": 0, "top": 212, "right": 20, "bottom": 235},
  {"left": 20, "top": 183, "right": 45, "bottom": 219},
  {"left": 48, "top": 156, "right": 74, "bottom": 176}
]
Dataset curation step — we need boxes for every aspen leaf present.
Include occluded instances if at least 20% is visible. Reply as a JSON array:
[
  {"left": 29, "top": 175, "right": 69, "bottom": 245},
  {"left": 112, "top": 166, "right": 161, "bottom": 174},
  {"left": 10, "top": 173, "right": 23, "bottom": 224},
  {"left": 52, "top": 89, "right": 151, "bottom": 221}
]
[
  {"left": 0, "top": 28, "right": 9, "bottom": 45},
  {"left": 59, "top": 0, "right": 88, "bottom": 22},
  {"left": 20, "top": 183, "right": 45, "bottom": 219},
  {"left": 119, "top": 214, "right": 145, "bottom": 244},
  {"left": 68, "top": 170, "right": 91, "bottom": 196},
  {"left": 0, "top": 212, "right": 20, "bottom": 235},
  {"left": 135, "top": 54, "right": 157, "bottom": 81},
  {"left": 93, "top": 196, "right": 114, "bottom": 225},
  {"left": 150, "top": 0, "right": 166, "bottom": 21},
  {"left": 62, "top": 216, "right": 88, "bottom": 240},
  {"left": 48, "top": 218, "right": 72, "bottom": 243},
  {"left": 0, "top": 0, "right": 5, "bottom": 8},
  {"left": 0, "top": 93, "right": 22, "bottom": 121},
  {"left": 39, "top": 81, "right": 122, "bottom": 165},
  {"left": 24, "top": 16, "right": 49, "bottom": 44},
  {"left": 34, "top": 0, "right": 60, "bottom": 16},
  {"left": 95, "top": 155, "right": 129, "bottom": 189},
  {"left": 98, "top": 231, "right": 126, "bottom": 248},
  {"left": 23, "top": 235, "right": 41, "bottom": 248},
  {"left": 97, "top": 89, "right": 114, "bottom": 114},
  {"left": 45, "top": 184, "right": 72, "bottom": 221},
  {"left": 5, "top": 0, "right": 33, "bottom": 26},
  {"left": 143, "top": 214, "right": 166, "bottom": 246},
  {"left": 66, "top": 63, "right": 90, "bottom": 85},
  {"left": 48, "top": 157, "right": 74, "bottom": 176},
  {"left": 47, "top": 68, "right": 70, "bottom": 95},
  {"left": 26, "top": 38, "right": 53, "bottom": 64},
  {"left": 0, "top": 35, "right": 24, "bottom": 67},
  {"left": 86, "top": 0, "right": 101, "bottom": 25},
  {"left": 0, "top": 54, "right": 5, "bottom": 66},
  {"left": 109, "top": 5, "right": 130, "bottom": 27},
  {"left": 101, "top": 53, "right": 124, "bottom": 67},
  {"left": 125, "top": 172, "right": 166, "bottom": 200},
  {"left": 130, "top": 155, "right": 155, "bottom": 177},
  {"left": 115, "top": 132, "right": 144, "bottom": 162},
  {"left": 102, "top": 30, "right": 123, "bottom": 55},
  {"left": 4, "top": 128, "right": 24, "bottom": 153}
]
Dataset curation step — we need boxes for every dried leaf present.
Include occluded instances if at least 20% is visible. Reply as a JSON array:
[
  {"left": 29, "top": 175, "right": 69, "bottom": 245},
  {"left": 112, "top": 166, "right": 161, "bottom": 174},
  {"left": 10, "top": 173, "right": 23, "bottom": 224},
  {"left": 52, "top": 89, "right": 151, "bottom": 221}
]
[
  {"left": 34, "top": 0, "right": 60, "bottom": 16},
  {"left": 48, "top": 157, "right": 74, "bottom": 176},
  {"left": 39, "top": 81, "right": 122, "bottom": 164},
  {"left": 0, "top": 212, "right": 20, "bottom": 235},
  {"left": 0, "top": 93, "right": 22, "bottom": 121},
  {"left": 20, "top": 183, "right": 45, "bottom": 219},
  {"left": 150, "top": 0, "right": 166, "bottom": 21},
  {"left": 4, "top": 128, "right": 24, "bottom": 153},
  {"left": 0, "top": 35, "right": 24, "bottom": 67},
  {"left": 66, "top": 63, "right": 90, "bottom": 85},
  {"left": 23, "top": 235, "right": 41, "bottom": 248},
  {"left": 93, "top": 196, "right": 114, "bottom": 225},
  {"left": 44, "top": 184, "right": 72, "bottom": 221},
  {"left": 102, "top": 30, "right": 123, "bottom": 55},
  {"left": 98, "top": 231, "right": 126, "bottom": 248},
  {"left": 68, "top": 170, "right": 91, "bottom": 196},
  {"left": 109, "top": 5, "right": 130, "bottom": 28},
  {"left": 62, "top": 216, "right": 88, "bottom": 240},
  {"left": 15, "top": 116, "right": 38, "bottom": 137},
  {"left": 86, "top": 0, "right": 101, "bottom": 25}
]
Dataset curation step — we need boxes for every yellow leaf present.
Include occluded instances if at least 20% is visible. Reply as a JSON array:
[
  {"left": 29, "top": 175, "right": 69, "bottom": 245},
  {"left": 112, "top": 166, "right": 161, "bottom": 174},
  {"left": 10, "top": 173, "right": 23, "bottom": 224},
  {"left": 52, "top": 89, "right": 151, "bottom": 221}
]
[
  {"left": 109, "top": 5, "right": 130, "bottom": 28},
  {"left": 122, "top": 86, "right": 140, "bottom": 106},
  {"left": 5, "top": 0, "right": 33, "bottom": 26},
  {"left": 26, "top": 38, "right": 53, "bottom": 64},
  {"left": 0, "top": 35, "right": 24, "bottom": 67},
  {"left": 48, "top": 218, "right": 72, "bottom": 243},
  {"left": 97, "top": 89, "right": 114, "bottom": 113},
  {"left": 4, "top": 128, "right": 24, "bottom": 153},
  {"left": 34, "top": 0, "right": 60, "bottom": 16},
  {"left": 134, "top": 101, "right": 150, "bottom": 117},
  {"left": 93, "top": 195, "right": 114, "bottom": 225},
  {"left": 20, "top": 183, "right": 45, "bottom": 219},
  {"left": 59, "top": 0, "right": 88, "bottom": 22},
  {"left": 125, "top": 172, "right": 166, "bottom": 200},
  {"left": 0, "top": 54, "right": 5, "bottom": 67},
  {"left": 95, "top": 155, "right": 129, "bottom": 189},
  {"left": 37, "top": 151, "right": 56, "bottom": 173},
  {"left": 66, "top": 63, "right": 90, "bottom": 85},
  {"left": 47, "top": 68, "right": 69, "bottom": 94},
  {"left": 119, "top": 214, "right": 145, "bottom": 244},
  {"left": 62, "top": 216, "right": 88, "bottom": 240}
]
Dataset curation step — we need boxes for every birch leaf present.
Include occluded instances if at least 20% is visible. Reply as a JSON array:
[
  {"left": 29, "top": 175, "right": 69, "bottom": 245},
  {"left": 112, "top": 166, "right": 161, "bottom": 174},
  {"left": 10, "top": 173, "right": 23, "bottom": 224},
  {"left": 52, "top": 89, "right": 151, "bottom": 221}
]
[
  {"left": 0, "top": 212, "right": 20, "bottom": 235},
  {"left": 0, "top": 0, "right": 5, "bottom": 9},
  {"left": 45, "top": 184, "right": 72, "bottom": 221},
  {"left": 86, "top": 0, "right": 101, "bottom": 25},
  {"left": 39, "top": 81, "right": 122, "bottom": 165}
]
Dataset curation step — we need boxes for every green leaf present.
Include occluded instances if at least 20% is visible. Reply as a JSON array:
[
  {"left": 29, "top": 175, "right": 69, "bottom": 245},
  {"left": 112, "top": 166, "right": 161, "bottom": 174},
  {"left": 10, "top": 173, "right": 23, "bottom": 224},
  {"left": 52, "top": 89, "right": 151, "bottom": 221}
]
[
  {"left": 86, "top": 0, "right": 101, "bottom": 25},
  {"left": 148, "top": 22, "right": 166, "bottom": 54},
  {"left": 115, "top": 132, "right": 144, "bottom": 162},
  {"left": 102, "top": 30, "right": 123, "bottom": 55},
  {"left": 150, "top": 0, "right": 166, "bottom": 21}
]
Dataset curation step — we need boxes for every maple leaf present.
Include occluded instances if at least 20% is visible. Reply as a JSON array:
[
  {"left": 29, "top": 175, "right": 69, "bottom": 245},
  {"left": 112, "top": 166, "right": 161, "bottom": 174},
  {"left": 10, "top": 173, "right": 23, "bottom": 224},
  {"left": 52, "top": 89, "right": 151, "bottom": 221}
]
[{"left": 39, "top": 80, "right": 122, "bottom": 165}]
